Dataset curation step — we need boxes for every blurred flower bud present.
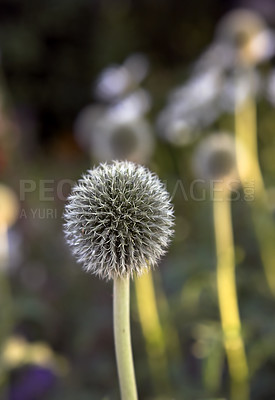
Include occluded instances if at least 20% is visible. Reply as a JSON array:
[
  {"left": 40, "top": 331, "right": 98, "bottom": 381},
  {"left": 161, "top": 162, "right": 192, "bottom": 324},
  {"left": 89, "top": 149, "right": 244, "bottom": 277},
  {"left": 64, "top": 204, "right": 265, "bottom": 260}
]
[
  {"left": 73, "top": 105, "right": 106, "bottom": 152},
  {"left": 95, "top": 53, "right": 149, "bottom": 102},
  {"left": 74, "top": 90, "right": 154, "bottom": 164},
  {"left": 192, "top": 133, "right": 240, "bottom": 188},
  {"left": 91, "top": 116, "right": 154, "bottom": 164},
  {"left": 216, "top": 9, "right": 274, "bottom": 66}
]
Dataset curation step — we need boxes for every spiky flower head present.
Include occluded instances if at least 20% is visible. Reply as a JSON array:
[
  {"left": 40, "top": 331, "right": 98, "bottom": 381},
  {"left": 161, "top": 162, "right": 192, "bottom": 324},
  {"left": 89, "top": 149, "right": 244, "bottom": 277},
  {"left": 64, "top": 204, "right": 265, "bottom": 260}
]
[{"left": 63, "top": 161, "right": 174, "bottom": 281}]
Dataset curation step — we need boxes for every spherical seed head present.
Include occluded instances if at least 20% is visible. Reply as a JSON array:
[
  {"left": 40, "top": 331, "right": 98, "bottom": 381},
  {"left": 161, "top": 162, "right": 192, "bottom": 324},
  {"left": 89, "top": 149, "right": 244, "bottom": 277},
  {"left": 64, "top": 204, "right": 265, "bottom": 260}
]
[
  {"left": 63, "top": 161, "right": 174, "bottom": 281},
  {"left": 192, "top": 133, "right": 240, "bottom": 188}
]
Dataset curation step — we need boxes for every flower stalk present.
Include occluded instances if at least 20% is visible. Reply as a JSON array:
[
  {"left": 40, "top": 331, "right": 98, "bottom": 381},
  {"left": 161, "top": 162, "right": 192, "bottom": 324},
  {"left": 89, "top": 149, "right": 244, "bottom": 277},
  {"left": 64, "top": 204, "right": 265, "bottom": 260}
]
[
  {"left": 114, "top": 277, "right": 138, "bottom": 400},
  {"left": 63, "top": 161, "right": 174, "bottom": 399},
  {"left": 135, "top": 271, "right": 170, "bottom": 394},
  {"left": 213, "top": 186, "right": 249, "bottom": 400},
  {"left": 234, "top": 70, "right": 275, "bottom": 295}
]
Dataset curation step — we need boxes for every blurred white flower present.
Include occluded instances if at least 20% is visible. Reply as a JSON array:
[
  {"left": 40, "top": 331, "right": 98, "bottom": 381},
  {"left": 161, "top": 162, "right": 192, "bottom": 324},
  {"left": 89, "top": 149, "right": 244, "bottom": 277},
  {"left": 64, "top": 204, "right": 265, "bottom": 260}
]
[
  {"left": 157, "top": 9, "right": 274, "bottom": 148},
  {"left": 248, "top": 29, "right": 275, "bottom": 63},
  {"left": 95, "top": 65, "right": 131, "bottom": 102},
  {"left": 76, "top": 53, "right": 153, "bottom": 162},
  {"left": 157, "top": 69, "right": 222, "bottom": 145},
  {"left": 170, "top": 68, "right": 222, "bottom": 112},
  {"left": 193, "top": 42, "right": 235, "bottom": 74},
  {"left": 107, "top": 89, "right": 151, "bottom": 123},
  {"left": 157, "top": 112, "right": 199, "bottom": 146},
  {"left": 74, "top": 88, "right": 154, "bottom": 163},
  {"left": 90, "top": 115, "right": 154, "bottom": 164},
  {"left": 192, "top": 132, "right": 239, "bottom": 185},
  {"left": 220, "top": 69, "right": 263, "bottom": 112},
  {"left": 216, "top": 8, "right": 275, "bottom": 66},
  {"left": 95, "top": 53, "right": 149, "bottom": 102},
  {"left": 124, "top": 53, "right": 149, "bottom": 85},
  {"left": 73, "top": 105, "right": 106, "bottom": 151}
]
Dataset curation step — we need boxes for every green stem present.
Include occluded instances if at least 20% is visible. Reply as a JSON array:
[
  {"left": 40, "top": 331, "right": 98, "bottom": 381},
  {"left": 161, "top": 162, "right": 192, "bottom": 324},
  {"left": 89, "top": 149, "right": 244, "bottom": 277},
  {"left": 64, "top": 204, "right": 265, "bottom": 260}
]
[
  {"left": 213, "top": 187, "right": 249, "bottom": 400},
  {"left": 135, "top": 270, "right": 171, "bottom": 395},
  {"left": 113, "top": 276, "right": 138, "bottom": 400},
  {"left": 234, "top": 70, "right": 275, "bottom": 294}
]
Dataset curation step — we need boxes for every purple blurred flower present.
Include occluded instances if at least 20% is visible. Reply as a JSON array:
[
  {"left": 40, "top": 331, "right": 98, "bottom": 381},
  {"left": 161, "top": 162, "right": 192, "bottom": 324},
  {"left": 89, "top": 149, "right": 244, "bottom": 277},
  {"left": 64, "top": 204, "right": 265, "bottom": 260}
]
[{"left": 9, "top": 366, "right": 56, "bottom": 400}]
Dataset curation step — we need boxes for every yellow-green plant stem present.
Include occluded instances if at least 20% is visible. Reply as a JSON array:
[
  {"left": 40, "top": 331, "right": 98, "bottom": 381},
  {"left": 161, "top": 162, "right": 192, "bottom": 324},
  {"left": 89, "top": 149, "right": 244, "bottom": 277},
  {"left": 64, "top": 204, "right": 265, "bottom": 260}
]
[
  {"left": 153, "top": 270, "right": 181, "bottom": 362},
  {"left": 113, "top": 276, "right": 138, "bottom": 400},
  {"left": 213, "top": 187, "right": 249, "bottom": 400},
  {"left": 135, "top": 270, "right": 171, "bottom": 395},
  {"left": 203, "top": 340, "right": 224, "bottom": 394},
  {"left": 234, "top": 71, "right": 275, "bottom": 294}
]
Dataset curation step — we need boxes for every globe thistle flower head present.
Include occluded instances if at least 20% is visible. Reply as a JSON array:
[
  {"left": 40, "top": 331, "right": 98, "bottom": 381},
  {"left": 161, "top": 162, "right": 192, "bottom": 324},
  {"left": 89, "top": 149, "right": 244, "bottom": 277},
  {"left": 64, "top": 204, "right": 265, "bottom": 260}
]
[
  {"left": 63, "top": 161, "right": 174, "bottom": 281},
  {"left": 192, "top": 133, "right": 240, "bottom": 189}
]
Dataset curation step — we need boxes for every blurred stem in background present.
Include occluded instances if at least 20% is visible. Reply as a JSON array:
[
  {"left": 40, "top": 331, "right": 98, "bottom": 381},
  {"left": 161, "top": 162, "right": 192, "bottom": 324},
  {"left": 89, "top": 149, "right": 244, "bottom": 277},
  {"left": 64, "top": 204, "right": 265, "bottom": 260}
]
[
  {"left": 135, "top": 271, "right": 172, "bottom": 396},
  {"left": 153, "top": 271, "right": 181, "bottom": 363},
  {"left": 203, "top": 339, "right": 224, "bottom": 394},
  {"left": 234, "top": 70, "right": 275, "bottom": 295},
  {"left": 213, "top": 186, "right": 249, "bottom": 400}
]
